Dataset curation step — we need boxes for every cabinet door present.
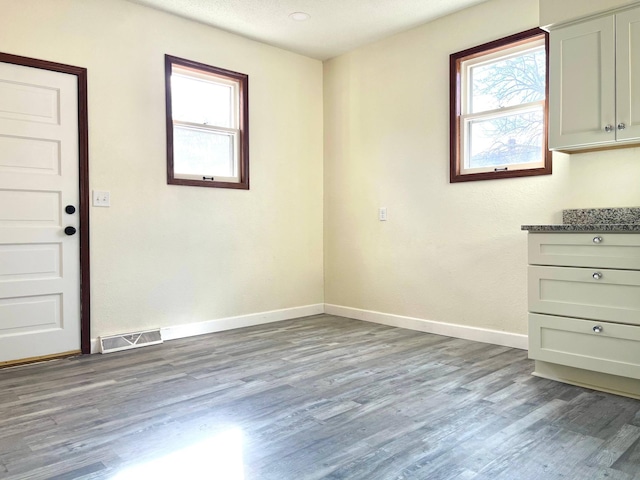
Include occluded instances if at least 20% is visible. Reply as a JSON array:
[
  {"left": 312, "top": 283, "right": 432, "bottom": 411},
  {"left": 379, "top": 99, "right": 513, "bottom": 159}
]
[
  {"left": 549, "top": 16, "right": 616, "bottom": 150},
  {"left": 616, "top": 6, "right": 640, "bottom": 142}
]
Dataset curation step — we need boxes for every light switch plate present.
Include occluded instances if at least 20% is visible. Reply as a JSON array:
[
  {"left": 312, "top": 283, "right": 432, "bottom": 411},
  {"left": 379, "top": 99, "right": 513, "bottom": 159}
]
[{"left": 93, "top": 190, "right": 110, "bottom": 207}]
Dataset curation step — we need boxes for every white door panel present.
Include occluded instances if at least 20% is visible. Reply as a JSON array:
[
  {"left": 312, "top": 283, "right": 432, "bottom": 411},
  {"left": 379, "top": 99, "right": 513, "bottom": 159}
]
[
  {"left": 0, "top": 60, "right": 81, "bottom": 363},
  {"left": 0, "top": 295, "right": 62, "bottom": 332},
  {"left": 0, "top": 78, "right": 60, "bottom": 124},
  {"left": 0, "top": 135, "right": 61, "bottom": 175},
  {"left": 0, "top": 243, "right": 60, "bottom": 279},
  {"left": 0, "top": 190, "right": 62, "bottom": 225}
]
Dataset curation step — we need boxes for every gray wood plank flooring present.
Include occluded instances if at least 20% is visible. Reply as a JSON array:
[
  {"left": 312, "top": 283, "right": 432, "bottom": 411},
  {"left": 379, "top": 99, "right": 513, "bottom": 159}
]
[{"left": 1, "top": 314, "right": 639, "bottom": 479}]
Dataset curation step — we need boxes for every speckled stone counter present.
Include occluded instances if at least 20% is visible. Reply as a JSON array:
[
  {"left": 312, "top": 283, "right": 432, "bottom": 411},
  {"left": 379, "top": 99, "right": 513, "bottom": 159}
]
[
  {"left": 522, "top": 224, "right": 640, "bottom": 232},
  {"left": 522, "top": 207, "right": 640, "bottom": 232},
  {"left": 563, "top": 207, "right": 640, "bottom": 225}
]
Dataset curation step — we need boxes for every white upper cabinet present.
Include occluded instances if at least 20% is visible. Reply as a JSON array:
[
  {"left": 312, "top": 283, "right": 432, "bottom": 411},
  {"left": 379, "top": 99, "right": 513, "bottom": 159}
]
[
  {"left": 549, "top": 5, "right": 640, "bottom": 150},
  {"left": 616, "top": 7, "right": 640, "bottom": 142}
]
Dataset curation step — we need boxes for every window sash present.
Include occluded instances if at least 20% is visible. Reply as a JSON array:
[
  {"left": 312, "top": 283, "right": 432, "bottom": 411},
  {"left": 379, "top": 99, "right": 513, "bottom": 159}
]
[
  {"left": 171, "top": 67, "right": 239, "bottom": 130},
  {"left": 460, "top": 101, "right": 545, "bottom": 175},
  {"left": 461, "top": 39, "right": 546, "bottom": 117},
  {"left": 172, "top": 122, "right": 240, "bottom": 183}
]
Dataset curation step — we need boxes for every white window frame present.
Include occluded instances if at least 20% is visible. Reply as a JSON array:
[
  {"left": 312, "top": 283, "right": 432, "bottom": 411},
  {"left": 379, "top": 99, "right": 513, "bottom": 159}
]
[
  {"left": 165, "top": 55, "right": 249, "bottom": 190},
  {"left": 450, "top": 29, "right": 551, "bottom": 183},
  {"left": 460, "top": 39, "right": 546, "bottom": 175}
]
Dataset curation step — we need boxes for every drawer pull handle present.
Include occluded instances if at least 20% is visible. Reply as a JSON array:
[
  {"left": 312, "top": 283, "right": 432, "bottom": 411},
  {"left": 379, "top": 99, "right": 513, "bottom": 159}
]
[
  {"left": 592, "top": 272, "right": 603, "bottom": 280},
  {"left": 593, "top": 236, "right": 603, "bottom": 244},
  {"left": 593, "top": 325, "right": 603, "bottom": 334}
]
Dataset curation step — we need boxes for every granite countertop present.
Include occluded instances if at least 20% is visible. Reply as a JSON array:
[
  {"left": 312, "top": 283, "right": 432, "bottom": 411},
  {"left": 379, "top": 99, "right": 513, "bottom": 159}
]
[{"left": 522, "top": 207, "right": 640, "bottom": 232}]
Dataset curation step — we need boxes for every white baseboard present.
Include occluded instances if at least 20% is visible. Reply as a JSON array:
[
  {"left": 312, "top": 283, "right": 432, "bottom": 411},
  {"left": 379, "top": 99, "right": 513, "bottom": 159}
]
[
  {"left": 90, "top": 304, "right": 324, "bottom": 353},
  {"left": 89, "top": 303, "right": 527, "bottom": 353},
  {"left": 162, "top": 304, "right": 325, "bottom": 341},
  {"left": 324, "top": 304, "right": 528, "bottom": 350}
]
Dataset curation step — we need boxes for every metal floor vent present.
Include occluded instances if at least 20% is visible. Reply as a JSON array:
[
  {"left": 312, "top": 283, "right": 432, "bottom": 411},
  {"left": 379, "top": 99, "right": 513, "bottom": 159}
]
[{"left": 99, "top": 329, "right": 163, "bottom": 354}]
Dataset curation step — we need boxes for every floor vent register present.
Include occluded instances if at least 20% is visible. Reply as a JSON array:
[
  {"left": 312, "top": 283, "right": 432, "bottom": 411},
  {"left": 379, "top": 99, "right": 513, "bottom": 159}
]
[{"left": 99, "top": 329, "right": 163, "bottom": 354}]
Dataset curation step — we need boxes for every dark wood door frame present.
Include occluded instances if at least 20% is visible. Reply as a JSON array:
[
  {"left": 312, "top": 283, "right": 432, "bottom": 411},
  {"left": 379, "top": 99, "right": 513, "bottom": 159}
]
[{"left": 0, "top": 52, "right": 91, "bottom": 354}]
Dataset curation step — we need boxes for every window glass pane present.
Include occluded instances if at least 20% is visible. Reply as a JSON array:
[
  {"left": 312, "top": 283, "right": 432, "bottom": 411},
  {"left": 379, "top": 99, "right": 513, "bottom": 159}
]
[
  {"left": 171, "top": 75, "right": 233, "bottom": 127},
  {"left": 470, "top": 47, "right": 545, "bottom": 113},
  {"left": 173, "top": 125, "right": 235, "bottom": 177},
  {"left": 467, "top": 108, "right": 543, "bottom": 169}
]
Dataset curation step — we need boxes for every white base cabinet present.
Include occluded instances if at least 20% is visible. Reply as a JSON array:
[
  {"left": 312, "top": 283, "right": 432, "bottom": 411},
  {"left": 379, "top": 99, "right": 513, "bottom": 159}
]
[{"left": 527, "top": 232, "right": 640, "bottom": 398}]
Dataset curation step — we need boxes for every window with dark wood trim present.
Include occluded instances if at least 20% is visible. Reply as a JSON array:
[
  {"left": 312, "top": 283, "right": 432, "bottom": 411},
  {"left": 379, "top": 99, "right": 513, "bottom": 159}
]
[
  {"left": 165, "top": 55, "right": 249, "bottom": 189},
  {"left": 450, "top": 28, "right": 551, "bottom": 183}
]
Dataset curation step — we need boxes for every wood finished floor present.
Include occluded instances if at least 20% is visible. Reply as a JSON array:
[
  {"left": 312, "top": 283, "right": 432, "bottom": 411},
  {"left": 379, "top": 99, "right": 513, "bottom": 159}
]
[{"left": 1, "top": 314, "right": 640, "bottom": 480}]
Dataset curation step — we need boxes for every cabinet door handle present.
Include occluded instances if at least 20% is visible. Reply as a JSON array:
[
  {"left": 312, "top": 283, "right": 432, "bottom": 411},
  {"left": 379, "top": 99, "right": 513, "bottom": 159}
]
[
  {"left": 604, "top": 124, "right": 614, "bottom": 132},
  {"left": 592, "top": 236, "right": 603, "bottom": 244},
  {"left": 593, "top": 325, "right": 603, "bottom": 334},
  {"left": 618, "top": 122, "right": 626, "bottom": 130},
  {"left": 592, "top": 272, "right": 603, "bottom": 280}
]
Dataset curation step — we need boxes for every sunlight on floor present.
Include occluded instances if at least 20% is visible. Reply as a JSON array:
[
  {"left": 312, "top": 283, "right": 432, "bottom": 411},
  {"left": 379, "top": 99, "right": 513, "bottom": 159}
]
[{"left": 111, "top": 428, "right": 244, "bottom": 480}]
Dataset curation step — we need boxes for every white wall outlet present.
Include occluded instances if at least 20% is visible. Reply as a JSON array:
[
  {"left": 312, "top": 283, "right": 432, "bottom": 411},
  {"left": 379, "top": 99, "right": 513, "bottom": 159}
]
[
  {"left": 379, "top": 207, "right": 388, "bottom": 221},
  {"left": 93, "top": 190, "right": 111, "bottom": 207}
]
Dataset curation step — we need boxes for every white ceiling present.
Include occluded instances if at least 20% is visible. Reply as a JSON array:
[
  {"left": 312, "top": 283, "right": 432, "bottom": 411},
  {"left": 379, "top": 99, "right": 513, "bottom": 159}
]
[{"left": 127, "top": 0, "right": 492, "bottom": 60}]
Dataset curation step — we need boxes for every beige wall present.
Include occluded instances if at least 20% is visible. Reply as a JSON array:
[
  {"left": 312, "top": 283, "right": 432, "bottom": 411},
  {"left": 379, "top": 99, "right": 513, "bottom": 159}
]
[
  {"left": 0, "top": 0, "right": 324, "bottom": 337},
  {"left": 540, "top": 0, "right": 640, "bottom": 26},
  {"left": 323, "top": 0, "right": 640, "bottom": 335},
  {"left": 2, "top": 0, "right": 639, "bottom": 344}
]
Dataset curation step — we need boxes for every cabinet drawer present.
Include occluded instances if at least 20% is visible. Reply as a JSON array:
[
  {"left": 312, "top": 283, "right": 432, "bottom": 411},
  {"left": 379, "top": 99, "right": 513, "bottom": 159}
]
[
  {"left": 529, "top": 313, "right": 640, "bottom": 379},
  {"left": 528, "top": 266, "right": 640, "bottom": 325},
  {"left": 528, "top": 233, "right": 640, "bottom": 269}
]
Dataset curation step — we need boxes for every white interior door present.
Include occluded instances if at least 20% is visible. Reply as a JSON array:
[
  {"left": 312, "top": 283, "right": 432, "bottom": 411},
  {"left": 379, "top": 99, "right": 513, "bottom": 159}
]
[{"left": 0, "top": 60, "right": 81, "bottom": 363}]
